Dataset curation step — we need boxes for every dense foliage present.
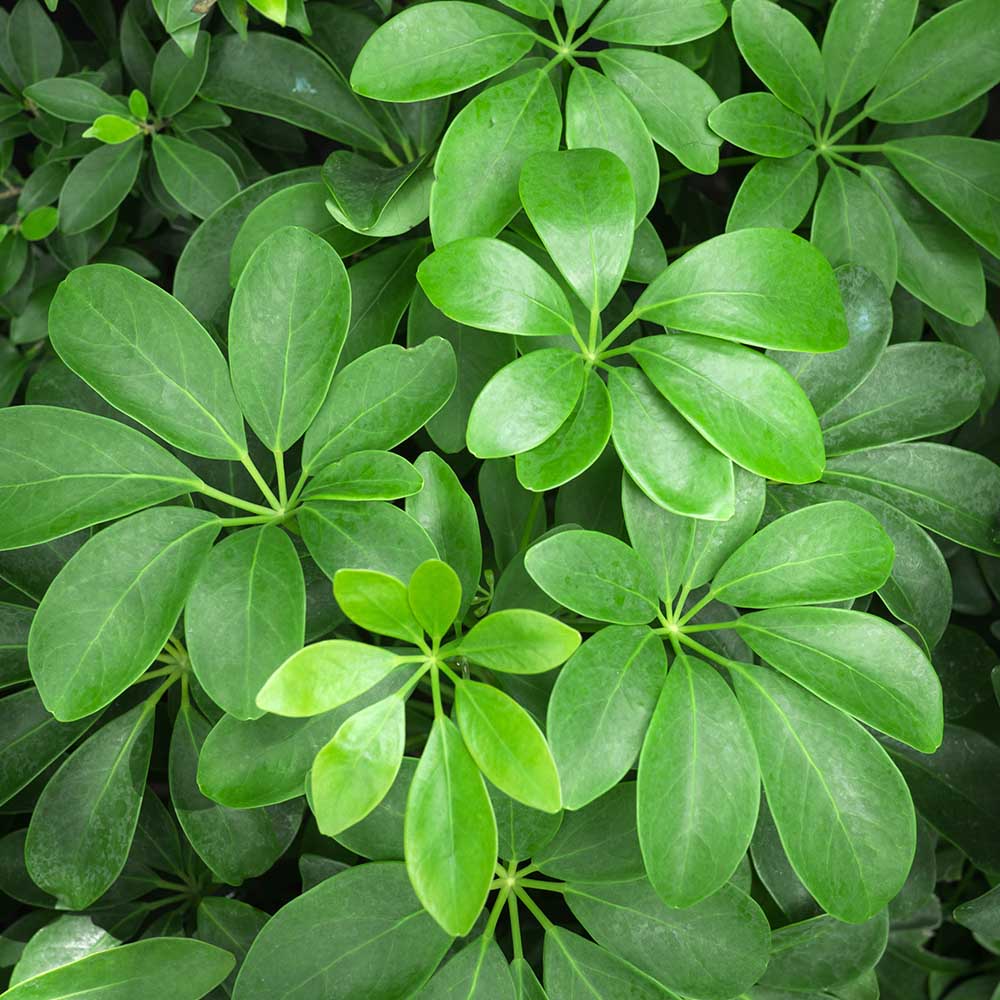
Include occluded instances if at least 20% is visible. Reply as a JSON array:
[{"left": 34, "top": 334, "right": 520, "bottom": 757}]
[{"left": 0, "top": 0, "right": 999, "bottom": 997}]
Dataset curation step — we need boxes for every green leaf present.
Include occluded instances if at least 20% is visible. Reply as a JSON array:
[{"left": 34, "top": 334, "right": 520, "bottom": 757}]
[
  {"left": 302, "top": 451, "right": 423, "bottom": 502},
  {"left": 407, "top": 561, "right": 462, "bottom": 645},
  {"left": 450, "top": 609, "right": 581, "bottom": 674},
  {"left": 256, "top": 640, "right": 404, "bottom": 716},
  {"left": 334, "top": 757, "right": 415, "bottom": 861},
  {"left": 49, "top": 264, "right": 248, "bottom": 459},
  {"left": 23, "top": 77, "right": 128, "bottom": 122},
  {"left": 821, "top": 342, "right": 984, "bottom": 455},
  {"left": 823, "top": 442, "right": 1000, "bottom": 556},
  {"left": 29, "top": 507, "right": 219, "bottom": 721},
  {"left": 811, "top": 167, "right": 898, "bottom": 293},
  {"left": 565, "top": 66, "right": 659, "bottom": 223},
  {"left": 311, "top": 694, "right": 406, "bottom": 835},
  {"left": 9, "top": 915, "right": 118, "bottom": 987},
  {"left": 885, "top": 137, "right": 1000, "bottom": 258},
  {"left": 866, "top": 0, "right": 1000, "bottom": 123},
  {"left": 467, "top": 350, "right": 586, "bottom": 459},
  {"left": 589, "top": 0, "right": 725, "bottom": 45},
  {"left": 83, "top": 113, "right": 142, "bottom": 144},
  {"left": 736, "top": 607, "right": 943, "bottom": 751},
  {"left": 635, "top": 228, "right": 849, "bottom": 352},
  {"left": 516, "top": 370, "right": 612, "bottom": 492},
  {"left": 544, "top": 928, "right": 666, "bottom": 1000},
  {"left": 708, "top": 93, "right": 812, "bottom": 157},
  {"left": 456, "top": 679, "right": 561, "bottom": 812},
  {"left": 565, "top": 879, "right": 770, "bottom": 1000},
  {"left": 733, "top": 664, "right": 916, "bottom": 922},
  {"left": 489, "top": 783, "right": 562, "bottom": 863},
  {"left": 201, "top": 33, "right": 386, "bottom": 151},
  {"left": 129, "top": 89, "right": 149, "bottom": 120},
  {"left": 170, "top": 704, "right": 303, "bottom": 885},
  {"left": 152, "top": 134, "right": 240, "bottom": 219},
  {"left": 609, "top": 367, "right": 736, "bottom": 520},
  {"left": 864, "top": 165, "right": 984, "bottom": 326},
  {"left": 726, "top": 152, "right": 819, "bottom": 232},
  {"left": 300, "top": 500, "right": 438, "bottom": 583},
  {"left": 418, "top": 237, "right": 577, "bottom": 340},
  {"left": 525, "top": 529, "right": 659, "bottom": 625},
  {"left": 760, "top": 910, "right": 889, "bottom": 992},
  {"left": 622, "top": 467, "right": 764, "bottom": 602},
  {"left": 333, "top": 568, "right": 423, "bottom": 643},
  {"left": 519, "top": 148, "right": 634, "bottom": 312},
  {"left": 196, "top": 898, "right": 268, "bottom": 999},
  {"left": 639, "top": 654, "right": 759, "bottom": 907},
  {"left": 597, "top": 48, "right": 721, "bottom": 174},
  {"left": 712, "top": 500, "right": 894, "bottom": 607},
  {"left": 232, "top": 863, "right": 452, "bottom": 999},
  {"left": 405, "top": 715, "right": 497, "bottom": 936},
  {"left": 56, "top": 138, "right": 143, "bottom": 235},
  {"left": 8, "top": 0, "right": 61, "bottom": 87},
  {"left": 229, "top": 226, "right": 350, "bottom": 450},
  {"left": 2, "top": 939, "right": 234, "bottom": 1000},
  {"left": 0, "top": 406, "right": 200, "bottom": 550},
  {"left": 732, "top": 0, "right": 824, "bottom": 123},
  {"left": 421, "top": 937, "right": 515, "bottom": 1000},
  {"left": 20, "top": 205, "right": 58, "bottom": 241},
  {"left": 431, "top": 69, "right": 562, "bottom": 246},
  {"left": 632, "top": 332, "right": 825, "bottom": 483},
  {"left": 350, "top": 2, "right": 535, "bottom": 101},
  {"left": 821, "top": 0, "right": 916, "bottom": 116},
  {"left": 25, "top": 703, "right": 153, "bottom": 909},
  {"left": 302, "top": 339, "right": 456, "bottom": 475},
  {"left": 186, "top": 525, "right": 305, "bottom": 720},
  {"left": 151, "top": 32, "right": 209, "bottom": 117}
]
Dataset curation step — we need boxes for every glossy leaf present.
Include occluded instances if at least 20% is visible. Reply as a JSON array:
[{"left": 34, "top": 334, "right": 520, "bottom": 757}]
[
  {"left": 589, "top": 0, "right": 725, "bottom": 45},
  {"left": 152, "top": 134, "right": 240, "bottom": 219},
  {"left": 56, "top": 138, "right": 143, "bottom": 236},
  {"left": 708, "top": 93, "right": 812, "bottom": 157},
  {"left": 726, "top": 152, "right": 819, "bottom": 233},
  {"left": 451, "top": 610, "right": 581, "bottom": 674},
  {"left": 302, "top": 451, "right": 423, "bottom": 502}
]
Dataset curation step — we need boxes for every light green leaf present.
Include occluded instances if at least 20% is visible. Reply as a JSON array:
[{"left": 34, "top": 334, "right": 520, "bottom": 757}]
[
  {"left": 635, "top": 228, "right": 849, "bottom": 351},
  {"left": 351, "top": 2, "right": 536, "bottom": 101},
  {"left": 589, "top": 0, "right": 725, "bottom": 45},
  {"left": 450, "top": 609, "right": 581, "bottom": 674},
  {"left": 408, "top": 559, "right": 462, "bottom": 643},
  {"left": 639, "top": 654, "right": 759, "bottom": 906},
  {"left": 708, "top": 93, "right": 812, "bottom": 156},
  {"left": 28, "top": 507, "right": 219, "bottom": 721},
  {"left": 334, "top": 567, "right": 424, "bottom": 643},
  {"left": 186, "top": 525, "right": 305, "bottom": 720},
  {"left": 726, "top": 152, "right": 818, "bottom": 232},
  {"left": 733, "top": 664, "right": 916, "bottom": 922},
  {"left": 405, "top": 716, "right": 497, "bottom": 936},
  {"left": 633, "top": 333, "right": 825, "bottom": 483},
  {"left": 152, "top": 134, "right": 240, "bottom": 219},
  {"left": 49, "top": 264, "right": 248, "bottom": 459}
]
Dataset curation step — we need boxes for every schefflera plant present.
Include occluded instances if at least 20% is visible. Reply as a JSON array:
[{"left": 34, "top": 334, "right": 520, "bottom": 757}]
[
  {"left": 256, "top": 556, "right": 581, "bottom": 937},
  {"left": 0, "top": 225, "right": 457, "bottom": 905},
  {"left": 525, "top": 484, "right": 944, "bottom": 922},
  {"left": 417, "top": 146, "right": 850, "bottom": 518}
]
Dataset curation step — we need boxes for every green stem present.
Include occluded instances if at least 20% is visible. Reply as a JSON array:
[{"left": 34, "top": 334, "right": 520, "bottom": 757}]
[
  {"left": 484, "top": 885, "right": 511, "bottom": 941},
  {"left": 136, "top": 667, "right": 175, "bottom": 683},
  {"left": 831, "top": 143, "right": 884, "bottom": 154},
  {"left": 545, "top": 9, "right": 565, "bottom": 45},
  {"left": 240, "top": 453, "right": 282, "bottom": 510},
  {"left": 274, "top": 450, "right": 288, "bottom": 507},
  {"left": 194, "top": 482, "right": 274, "bottom": 517},
  {"left": 141, "top": 672, "right": 181, "bottom": 715},
  {"left": 517, "top": 878, "right": 565, "bottom": 893},
  {"left": 676, "top": 590, "right": 715, "bottom": 627},
  {"left": 677, "top": 633, "right": 750, "bottom": 676},
  {"left": 379, "top": 142, "right": 404, "bottom": 167},
  {"left": 520, "top": 492, "right": 544, "bottom": 552},
  {"left": 515, "top": 887, "right": 555, "bottom": 931},
  {"left": 430, "top": 664, "right": 444, "bottom": 719},
  {"left": 508, "top": 893, "right": 524, "bottom": 961},
  {"left": 826, "top": 108, "right": 869, "bottom": 147},
  {"left": 437, "top": 658, "right": 462, "bottom": 686},
  {"left": 596, "top": 309, "right": 639, "bottom": 355},
  {"left": 217, "top": 514, "right": 273, "bottom": 528},
  {"left": 827, "top": 149, "right": 866, "bottom": 173},
  {"left": 661, "top": 155, "right": 759, "bottom": 184},
  {"left": 531, "top": 30, "right": 565, "bottom": 53},
  {"left": 587, "top": 304, "right": 600, "bottom": 355}
]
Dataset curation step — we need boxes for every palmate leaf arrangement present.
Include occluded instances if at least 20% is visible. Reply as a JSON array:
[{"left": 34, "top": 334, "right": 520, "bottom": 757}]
[{"left": 0, "top": 0, "right": 1000, "bottom": 996}]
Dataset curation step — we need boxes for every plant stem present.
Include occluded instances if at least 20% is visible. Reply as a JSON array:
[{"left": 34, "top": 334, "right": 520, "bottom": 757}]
[
  {"left": 517, "top": 878, "right": 565, "bottom": 893},
  {"left": 508, "top": 893, "right": 524, "bottom": 960},
  {"left": 515, "top": 887, "right": 554, "bottom": 931},
  {"left": 217, "top": 514, "right": 273, "bottom": 528},
  {"left": 677, "top": 633, "right": 750, "bottom": 676},
  {"left": 430, "top": 664, "right": 444, "bottom": 719},
  {"left": 520, "top": 492, "right": 543, "bottom": 552},
  {"left": 194, "top": 482, "right": 274, "bottom": 517},
  {"left": 596, "top": 309, "right": 638, "bottom": 355},
  {"left": 240, "top": 453, "right": 282, "bottom": 510},
  {"left": 831, "top": 143, "right": 884, "bottom": 154},
  {"left": 676, "top": 590, "right": 716, "bottom": 627},
  {"left": 274, "top": 449, "right": 288, "bottom": 507},
  {"left": 661, "top": 155, "right": 759, "bottom": 184},
  {"left": 484, "top": 885, "right": 511, "bottom": 940}
]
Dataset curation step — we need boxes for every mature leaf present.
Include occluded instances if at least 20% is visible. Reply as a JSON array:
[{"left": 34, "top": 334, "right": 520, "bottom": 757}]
[
  {"left": 152, "top": 134, "right": 241, "bottom": 219},
  {"left": 726, "top": 153, "right": 819, "bottom": 232},
  {"left": 733, "top": 665, "right": 916, "bottom": 922},
  {"left": 639, "top": 654, "right": 760, "bottom": 906},
  {"left": 405, "top": 716, "right": 497, "bottom": 936},
  {"left": 543, "top": 928, "right": 668, "bottom": 1000},
  {"left": 633, "top": 333, "right": 825, "bottom": 482},
  {"left": 302, "top": 451, "right": 423, "bottom": 501},
  {"left": 233, "top": 863, "right": 452, "bottom": 999},
  {"left": 0, "top": 406, "right": 200, "bottom": 550},
  {"left": 49, "top": 265, "right": 248, "bottom": 459},
  {"left": 9, "top": 915, "right": 118, "bottom": 987},
  {"left": 589, "top": 0, "right": 725, "bottom": 45},
  {"left": 23, "top": 77, "right": 129, "bottom": 122},
  {"left": 25, "top": 704, "right": 154, "bottom": 909},
  {"left": 430, "top": 69, "right": 561, "bottom": 245},
  {"left": 229, "top": 226, "right": 351, "bottom": 450},
  {"left": 29, "top": 507, "right": 219, "bottom": 720},
  {"left": 708, "top": 93, "right": 812, "bottom": 157},
  {"left": 57, "top": 138, "right": 143, "bottom": 236},
  {"left": 451, "top": 610, "right": 581, "bottom": 674},
  {"left": 635, "top": 228, "right": 849, "bottom": 351},
  {"left": 186, "top": 525, "right": 305, "bottom": 720},
  {"left": 151, "top": 32, "right": 210, "bottom": 118},
  {"left": 196, "top": 898, "right": 269, "bottom": 999},
  {"left": 420, "top": 937, "right": 516, "bottom": 1000},
  {"left": 8, "top": 0, "right": 63, "bottom": 87}
]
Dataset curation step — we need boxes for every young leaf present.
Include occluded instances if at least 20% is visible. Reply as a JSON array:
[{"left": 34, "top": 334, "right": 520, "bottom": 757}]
[
  {"left": 708, "top": 93, "right": 813, "bottom": 157},
  {"left": 525, "top": 529, "right": 659, "bottom": 625},
  {"left": 311, "top": 694, "right": 406, "bottom": 835},
  {"left": 350, "top": 3, "right": 536, "bottom": 101},
  {"left": 256, "top": 640, "right": 403, "bottom": 717},
  {"left": 29, "top": 507, "right": 219, "bottom": 721},
  {"left": 733, "top": 664, "right": 916, "bottom": 922},
  {"left": 0, "top": 406, "right": 201, "bottom": 550},
  {"left": 229, "top": 226, "right": 351, "bottom": 450},
  {"left": 405, "top": 716, "right": 497, "bottom": 936},
  {"left": 407, "top": 562, "right": 462, "bottom": 646},
  {"left": 711, "top": 501, "right": 894, "bottom": 607},
  {"left": 451, "top": 610, "right": 581, "bottom": 674},
  {"left": 186, "top": 525, "right": 305, "bottom": 720},
  {"left": 467, "top": 350, "right": 586, "bottom": 459},
  {"left": 735, "top": 607, "right": 944, "bottom": 751},
  {"left": 632, "top": 332, "right": 826, "bottom": 483},
  {"left": 333, "top": 568, "right": 424, "bottom": 643},
  {"left": 49, "top": 265, "right": 248, "bottom": 459},
  {"left": 635, "top": 228, "right": 849, "bottom": 352},
  {"left": 25, "top": 703, "right": 154, "bottom": 909},
  {"left": 456, "top": 679, "right": 561, "bottom": 812},
  {"left": 638, "top": 654, "right": 760, "bottom": 907},
  {"left": 519, "top": 148, "right": 635, "bottom": 312}
]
